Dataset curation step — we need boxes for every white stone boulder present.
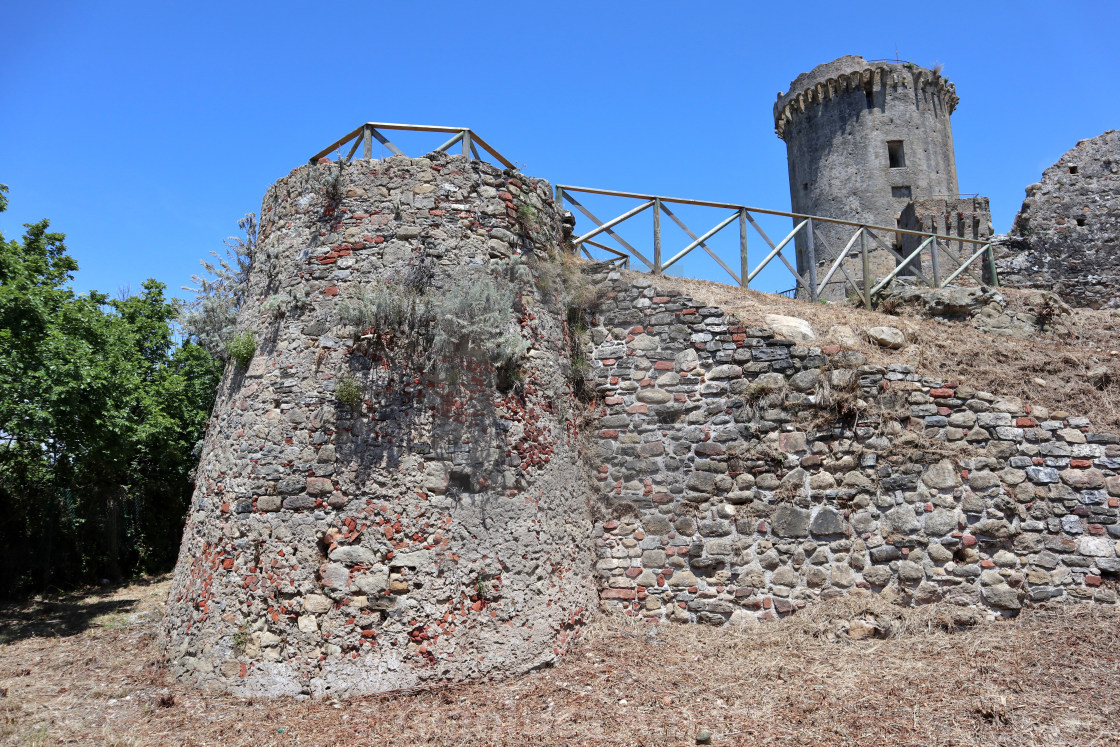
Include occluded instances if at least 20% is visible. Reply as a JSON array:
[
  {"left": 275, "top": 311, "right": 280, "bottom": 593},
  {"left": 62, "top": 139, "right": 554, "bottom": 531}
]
[{"left": 765, "top": 314, "right": 815, "bottom": 343}]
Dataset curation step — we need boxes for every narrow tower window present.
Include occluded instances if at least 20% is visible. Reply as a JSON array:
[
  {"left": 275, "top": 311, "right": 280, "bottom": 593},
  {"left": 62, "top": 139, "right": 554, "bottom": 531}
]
[
  {"left": 891, "top": 186, "right": 912, "bottom": 199},
  {"left": 1068, "top": 165, "right": 1079, "bottom": 175},
  {"left": 887, "top": 141, "right": 906, "bottom": 168}
]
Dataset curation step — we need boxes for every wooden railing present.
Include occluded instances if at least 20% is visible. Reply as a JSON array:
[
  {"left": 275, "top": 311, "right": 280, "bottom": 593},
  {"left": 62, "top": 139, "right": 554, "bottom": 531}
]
[
  {"left": 556, "top": 184, "right": 998, "bottom": 303},
  {"left": 309, "top": 123, "right": 515, "bottom": 169},
  {"left": 305, "top": 123, "right": 997, "bottom": 303}
]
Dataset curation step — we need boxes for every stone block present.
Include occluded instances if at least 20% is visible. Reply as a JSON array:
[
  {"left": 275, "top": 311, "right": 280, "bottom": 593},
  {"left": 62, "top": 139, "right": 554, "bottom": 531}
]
[
  {"left": 922, "top": 460, "right": 960, "bottom": 490},
  {"left": 867, "top": 326, "right": 906, "bottom": 349},
  {"left": 257, "top": 495, "right": 282, "bottom": 512},
  {"left": 772, "top": 504, "right": 811, "bottom": 538},
  {"left": 809, "top": 507, "right": 845, "bottom": 536}
]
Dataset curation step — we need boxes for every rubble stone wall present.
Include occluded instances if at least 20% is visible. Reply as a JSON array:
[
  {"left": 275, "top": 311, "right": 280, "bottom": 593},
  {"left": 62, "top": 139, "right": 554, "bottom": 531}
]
[
  {"left": 997, "top": 130, "right": 1120, "bottom": 309},
  {"left": 586, "top": 268, "right": 1120, "bottom": 623},
  {"left": 900, "top": 196, "right": 994, "bottom": 284},
  {"left": 164, "top": 153, "right": 596, "bottom": 697},
  {"left": 167, "top": 148, "right": 1120, "bottom": 697}
]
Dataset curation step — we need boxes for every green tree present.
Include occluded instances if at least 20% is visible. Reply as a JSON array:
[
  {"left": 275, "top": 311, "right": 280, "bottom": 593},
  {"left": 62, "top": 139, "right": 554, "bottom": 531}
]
[
  {"left": 179, "top": 213, "right": 255, "bottom": 359},
  {"left": 0, "top": 185, "right": 222, "bottom": 595}
]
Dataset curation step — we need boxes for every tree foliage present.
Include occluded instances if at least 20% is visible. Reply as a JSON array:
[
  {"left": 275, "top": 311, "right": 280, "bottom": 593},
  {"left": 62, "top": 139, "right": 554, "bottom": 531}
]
[
  {"left": 0, "top": 185, "right": 222, "bottom": 596},
  {"left": 178, "top": 213, "right": 255, "bottom": 359}
]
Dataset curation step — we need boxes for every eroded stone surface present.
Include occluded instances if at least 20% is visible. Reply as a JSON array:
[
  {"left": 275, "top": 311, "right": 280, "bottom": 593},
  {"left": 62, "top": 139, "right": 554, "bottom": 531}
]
[
  {"left": 164, "top": 154, "right": 595, "bottom": 697},
  {"left": 997, "top": 130, "right": 1120, "bottom": 309}
]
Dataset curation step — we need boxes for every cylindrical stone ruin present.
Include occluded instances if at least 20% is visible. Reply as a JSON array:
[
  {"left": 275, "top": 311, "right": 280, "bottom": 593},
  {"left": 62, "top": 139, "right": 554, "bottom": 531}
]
[
  {"left": 163, "top": 152, "right": 596, "bottom": 697},
  {"left": 775, "top": 55, "right": 961, "bottom": 298}
]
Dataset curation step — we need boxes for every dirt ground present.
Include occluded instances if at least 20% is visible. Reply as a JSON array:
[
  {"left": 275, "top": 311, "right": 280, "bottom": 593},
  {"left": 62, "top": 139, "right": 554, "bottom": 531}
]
[{"left": 2, "top": 577, "right": 1120, "bottom": 746}]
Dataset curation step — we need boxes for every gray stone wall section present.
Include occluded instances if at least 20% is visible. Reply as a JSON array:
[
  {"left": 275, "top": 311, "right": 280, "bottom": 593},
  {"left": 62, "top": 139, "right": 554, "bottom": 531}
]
[
  {"left": 163, "top": 153, "right": 597, "bottom": 697},
  {"left": 997, "top": 130, "right": 1120, "bottom": 308},
  {"left": 900, "top": 197, "right": 994, "bottom": 284},
  {"left": 585, "top": 269, "right": 1120, "bottom": 623},
  {"left": 775, "top": 56, "right": 960, "bottom": 299}
]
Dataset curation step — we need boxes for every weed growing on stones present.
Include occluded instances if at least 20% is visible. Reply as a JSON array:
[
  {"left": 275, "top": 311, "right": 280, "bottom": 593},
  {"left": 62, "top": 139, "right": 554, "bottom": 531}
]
[
  {"left": 516, "top": 203, "right": 539, "bottom": 234},
  {"left": 339, "top": 268, "right": 528, "bottom": 384},
  {"left": 262, "top": 293, "right": 287, "bottom": 321},
  {"left": 335, "top": 373, "right": 364, "bottom": 409},
  {"left": 339, "top": 283, "right": 423, "bottom": 337},
  {"left": 226, "top": 331, "right": 255, "bottom": 369}
]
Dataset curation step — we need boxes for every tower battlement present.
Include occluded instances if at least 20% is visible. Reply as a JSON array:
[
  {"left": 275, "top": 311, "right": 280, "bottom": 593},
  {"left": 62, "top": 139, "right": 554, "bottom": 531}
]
[{"left": 774, "top": 56, "right": 958, "bottom": 140}]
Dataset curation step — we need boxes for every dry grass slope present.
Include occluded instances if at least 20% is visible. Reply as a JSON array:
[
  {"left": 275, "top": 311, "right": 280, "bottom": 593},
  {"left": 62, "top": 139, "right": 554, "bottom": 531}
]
[{"left": 2, "top": 578, "right": 1120, "bottom": 745}]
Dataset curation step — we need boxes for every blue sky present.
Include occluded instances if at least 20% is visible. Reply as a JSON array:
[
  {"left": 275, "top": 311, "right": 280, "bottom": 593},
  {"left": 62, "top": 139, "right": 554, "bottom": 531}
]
[{"left": 2, "top": 1, "right": 1118, "bottom": 297}]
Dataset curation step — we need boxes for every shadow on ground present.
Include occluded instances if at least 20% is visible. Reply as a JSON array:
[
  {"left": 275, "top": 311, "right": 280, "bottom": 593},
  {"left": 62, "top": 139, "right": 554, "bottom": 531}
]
[{"left": 0, "top": 576, "right": 166, "bottom": 644}]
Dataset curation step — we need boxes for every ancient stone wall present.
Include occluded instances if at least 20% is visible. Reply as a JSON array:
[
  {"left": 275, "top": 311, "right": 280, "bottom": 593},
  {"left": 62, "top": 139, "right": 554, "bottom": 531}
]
[
  {"left": 775, "top": 55, "right": 961, "bottom": 299},
  {"left": 585, "top": 268, "right": 1120, "bottom": 623},
  {"left": 164, "top": 153, "right": 596, "bottom": 696},
  {"left": 899, "top": 197, "right": 994, "bottom": 285},
  {"left": 167, "top": 144, "right": 1120, "bottom": 697},
  {"left": 997, "top": 130, "right": 1120, "bottom": 308}
]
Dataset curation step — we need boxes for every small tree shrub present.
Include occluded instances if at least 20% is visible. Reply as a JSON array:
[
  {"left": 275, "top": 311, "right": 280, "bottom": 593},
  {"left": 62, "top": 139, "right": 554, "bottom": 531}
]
[
  {"left": 427, "top": 274, "right": 528, "bottom": 380},
  {"left": 321, "top": 161, "right": 346, "bottom": 203},
  {"left": 335, "top": 373, "right": 364, "bottom": 408},
  {"left": 180, "top": 214, "right": 256, "bottom": 360},
  {"left": 227, "top": 331, "right": 256, "bottom": 369}
]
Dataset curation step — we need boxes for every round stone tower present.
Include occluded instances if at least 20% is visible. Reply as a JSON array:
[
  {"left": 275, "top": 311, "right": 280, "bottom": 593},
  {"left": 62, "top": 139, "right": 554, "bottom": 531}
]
[
  {"left": 774, "top": 55, "right": 960, "bottom": 297},
  {"left": 163, "top": 152, "right": 596, "bottom": 697}
]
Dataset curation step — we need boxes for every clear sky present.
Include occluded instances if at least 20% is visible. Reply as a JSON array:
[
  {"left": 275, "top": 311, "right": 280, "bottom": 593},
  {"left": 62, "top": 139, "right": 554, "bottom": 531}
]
[{"left": 2, "top": 0, "right": 1118, "bottom": 297}]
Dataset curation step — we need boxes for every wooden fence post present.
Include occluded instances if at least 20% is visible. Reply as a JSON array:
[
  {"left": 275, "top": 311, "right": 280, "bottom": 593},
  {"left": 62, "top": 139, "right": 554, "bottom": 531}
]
[
  {"left": 861, "top": 228, "right": 871, "bottom": 307},
  {"left": 739, "top": 209, "right": 748, "bottom": 288},
  {"left": 806, "top": 218, "right": 818, "bottom": 301},
  {"left": 930, "top": 233, "right": 941, "bottom": 287}
]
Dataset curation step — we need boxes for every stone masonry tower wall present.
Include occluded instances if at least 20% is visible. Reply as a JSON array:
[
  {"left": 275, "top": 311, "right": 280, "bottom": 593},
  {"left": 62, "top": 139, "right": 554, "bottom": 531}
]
[
  {"left": 163, "top": 153, "right": 596, "bottom": 697},
  {"left": 775, "top": 56, "right": 960, "bottom": 298},
  {"left": 997, "top": 130, "right": 1120, "bottom": 308}
]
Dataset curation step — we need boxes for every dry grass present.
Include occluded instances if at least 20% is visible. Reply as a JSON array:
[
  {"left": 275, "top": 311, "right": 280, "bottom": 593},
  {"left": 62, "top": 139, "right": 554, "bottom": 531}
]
[
  {"left": 628, "top": 270, "right": 1120, "bottom": 430},
  {"left": 3, "top": 578, "right": 1120, "bottom": 745}
]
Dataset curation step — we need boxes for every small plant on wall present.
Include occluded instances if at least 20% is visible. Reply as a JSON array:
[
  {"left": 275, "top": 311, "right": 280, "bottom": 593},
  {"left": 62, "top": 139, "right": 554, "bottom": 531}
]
[
  {"left": 226, "top": 331, "right": 256, "bottom": 369},
  {"left": 335, "top": 373, "right": 364, "bottom": 408}
]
